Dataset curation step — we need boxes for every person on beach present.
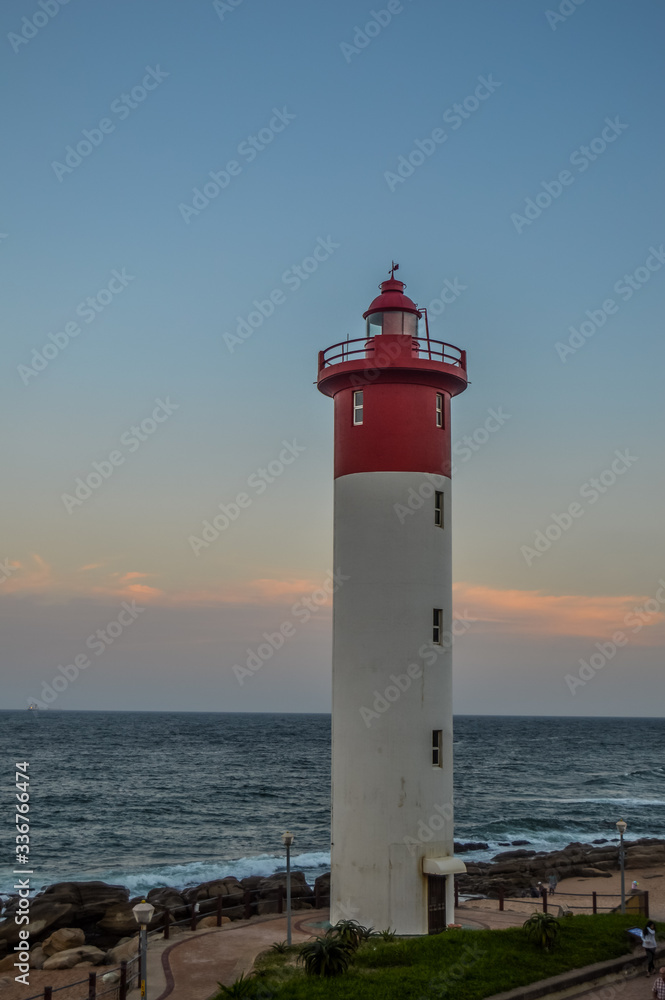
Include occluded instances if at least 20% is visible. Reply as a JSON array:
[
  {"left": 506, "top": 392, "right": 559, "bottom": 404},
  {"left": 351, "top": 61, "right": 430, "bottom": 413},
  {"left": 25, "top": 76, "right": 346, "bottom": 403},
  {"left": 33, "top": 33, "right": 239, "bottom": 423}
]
[
  {"left": 548, "top": 874, "right": 558, "bottom": 896},
  {"left": 642, "top": 921, "right": 657, "bottom": 976},
  {"left": 652, "top": 967, "right": 665, "bottom": 999}
]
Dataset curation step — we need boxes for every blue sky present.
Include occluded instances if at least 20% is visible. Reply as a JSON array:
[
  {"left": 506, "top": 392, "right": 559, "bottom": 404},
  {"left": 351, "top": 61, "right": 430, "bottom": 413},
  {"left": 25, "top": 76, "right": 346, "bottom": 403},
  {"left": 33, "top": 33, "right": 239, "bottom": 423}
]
[{"left": 1, "top": 0, "right": 664, "bottom": 714}]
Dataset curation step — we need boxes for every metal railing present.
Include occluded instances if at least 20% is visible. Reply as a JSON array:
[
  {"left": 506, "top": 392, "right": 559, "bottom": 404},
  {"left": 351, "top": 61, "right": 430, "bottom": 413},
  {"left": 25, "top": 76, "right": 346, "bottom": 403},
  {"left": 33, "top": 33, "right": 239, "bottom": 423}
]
[
  {"left": 491, "top": 887, "right": 649, "bottom": 917},
  {"left": 22, "top": 956, "right": 139, "bottom": 1000},
  {"left": 319, "top": 336, "right": 466, "bottom": 369}
]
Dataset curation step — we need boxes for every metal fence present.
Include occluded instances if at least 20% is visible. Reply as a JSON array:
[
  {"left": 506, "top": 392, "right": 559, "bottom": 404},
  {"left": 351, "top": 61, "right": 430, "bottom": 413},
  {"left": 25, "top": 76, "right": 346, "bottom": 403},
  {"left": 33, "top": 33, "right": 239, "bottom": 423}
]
[
  {"left": 21, "top": 955, "right": 139, "bottom": 1000},
  {"left": 488, "top": 886, "right": 650, "bottom": 917}
]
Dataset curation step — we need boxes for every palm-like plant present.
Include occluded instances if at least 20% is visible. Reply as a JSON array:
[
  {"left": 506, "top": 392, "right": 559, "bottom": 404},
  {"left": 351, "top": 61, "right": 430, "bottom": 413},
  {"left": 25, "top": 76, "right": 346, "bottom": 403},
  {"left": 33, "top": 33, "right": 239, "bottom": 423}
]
[
  {"left": 270, "top": 940, "right": 289, "bottom": 954},
  {"left": 299, "top": 934, "right": 354, "bottom": 976},
  {"left": 376, "top": 927, "right": 397, "bottom": 941},
  {"left": 330, "top": 919, "right": 372, "bottom": 951},
  {"left": 215, "top": 972, "right": 257, "bottom": 997},
  {"left": 523, "top": 912, "right": 560, "bottom": 951}
]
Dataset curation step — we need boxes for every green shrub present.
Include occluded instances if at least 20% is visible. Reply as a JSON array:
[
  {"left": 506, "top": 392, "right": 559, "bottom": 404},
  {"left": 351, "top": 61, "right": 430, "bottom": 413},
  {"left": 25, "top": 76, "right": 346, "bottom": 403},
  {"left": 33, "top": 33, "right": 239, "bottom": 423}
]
[
  {"left": 523, "top": 912, "right": 561, "bottom": 951},
  {"left": 299, "top": 935, "right": 354, "bottom": 976},
  {"left": 215, "top": 972, "right": 257, "bottom": 997},
  {"left": 330, "top": 919, "right": 373, "bottom": 951}
]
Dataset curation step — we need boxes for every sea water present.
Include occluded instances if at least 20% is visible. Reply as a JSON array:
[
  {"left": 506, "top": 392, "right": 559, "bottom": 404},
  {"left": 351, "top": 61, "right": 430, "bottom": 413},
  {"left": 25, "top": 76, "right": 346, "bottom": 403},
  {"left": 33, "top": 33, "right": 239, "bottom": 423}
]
[{"left": 0, "top": 711, "right": 662, "bottom": 897}]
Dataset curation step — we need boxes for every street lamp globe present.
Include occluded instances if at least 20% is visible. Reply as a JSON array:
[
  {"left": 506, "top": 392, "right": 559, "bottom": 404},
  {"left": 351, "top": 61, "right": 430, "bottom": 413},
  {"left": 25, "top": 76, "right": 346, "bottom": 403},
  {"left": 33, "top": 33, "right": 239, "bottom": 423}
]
[
  {"left": 616, "top": 818, "right": 627, "bottom": 836},
  {"left": 132, "top": 900, "right": 155, "bottom": 927},
  {"left": 282, "top": 831, "right": 294, "bottom": 847}
]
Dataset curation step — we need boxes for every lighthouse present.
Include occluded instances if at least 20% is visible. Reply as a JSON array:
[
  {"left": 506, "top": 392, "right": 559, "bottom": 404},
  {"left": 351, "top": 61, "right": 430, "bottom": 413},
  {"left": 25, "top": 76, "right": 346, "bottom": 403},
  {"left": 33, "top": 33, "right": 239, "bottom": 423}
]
[{"left": 317, "top": 264, "right": 469, "bottom": 935}]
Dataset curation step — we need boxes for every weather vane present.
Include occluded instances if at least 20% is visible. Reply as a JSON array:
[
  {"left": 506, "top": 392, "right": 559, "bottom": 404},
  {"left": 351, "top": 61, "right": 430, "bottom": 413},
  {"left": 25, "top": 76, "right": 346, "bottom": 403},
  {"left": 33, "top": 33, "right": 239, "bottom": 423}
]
[{"left": 389, "top": 261, "right": 399, "bottom": 279}]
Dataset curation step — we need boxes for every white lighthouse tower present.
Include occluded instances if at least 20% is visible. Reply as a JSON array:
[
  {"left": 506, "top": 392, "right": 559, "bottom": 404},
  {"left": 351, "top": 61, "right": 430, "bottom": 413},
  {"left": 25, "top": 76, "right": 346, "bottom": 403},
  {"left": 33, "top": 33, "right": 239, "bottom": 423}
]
[{"left": 317, "top": 265, "right": 469, "bottom": 935}]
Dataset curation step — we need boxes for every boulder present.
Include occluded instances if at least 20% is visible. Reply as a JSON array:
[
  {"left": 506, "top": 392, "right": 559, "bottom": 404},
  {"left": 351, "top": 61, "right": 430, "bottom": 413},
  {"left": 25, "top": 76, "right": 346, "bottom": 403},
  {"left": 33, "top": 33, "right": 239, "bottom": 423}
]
[
  {"left": 239, "top": 876, "right": 263, "bottom": 892},
  {"left": 42, "top": 945, "right": 106, "bottom": 971},
  {"left": 454, "top": 842, "right": 489, "bottom": 853},
  {"left": 493, "top": 850, "right": 537, "bottom": 862},
  {"left": 577, "top": 867, "right": 613, "bottom": 878},
  {"left": 147, "top": 887, "right": 186, "bottom": 910},
  {"left": 206, "top": 878, "right": 244, "bottom": 899},
  {"left": 0, "top": 901, "right": 75, "bottom": 946},
  {"left": 197, "top": 915, "right": 231, "bottom": 928},
  {"left": 30, "top": 946, "right": 46, "bottom": 970},
  {"left": 107, "top": 935, "right": 139, "bottom": 964},
  {"left": 314, "top": 872, "right": 330, "bottom": 898},
  {"left": 42, "top": 927, "right": 85, "bottom": 956},
  {"left": 257, "top": 871, "right": 312, "bottom": 900},
  {"left": 97, "top": 902, "right": 162, "bottom": 937},
  {"left": 182, "top": 877, "right": 244, "bottom": 906},
  {"left": 39, "top": 882, "right": 129, "bottom": 920},
  {"left": 0, "top": 955, "right": 17, "bottom": 973}
]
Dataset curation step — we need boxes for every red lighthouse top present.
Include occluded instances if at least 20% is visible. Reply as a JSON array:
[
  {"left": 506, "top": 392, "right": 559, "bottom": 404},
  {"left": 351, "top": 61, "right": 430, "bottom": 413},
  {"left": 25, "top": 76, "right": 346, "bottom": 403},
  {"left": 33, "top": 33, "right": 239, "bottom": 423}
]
[
  {"left": 363, "top": 262, "right": 422, "bottom": 321},
  {"left": 317, "top": 265, "right": 468, "bottom": 479}
]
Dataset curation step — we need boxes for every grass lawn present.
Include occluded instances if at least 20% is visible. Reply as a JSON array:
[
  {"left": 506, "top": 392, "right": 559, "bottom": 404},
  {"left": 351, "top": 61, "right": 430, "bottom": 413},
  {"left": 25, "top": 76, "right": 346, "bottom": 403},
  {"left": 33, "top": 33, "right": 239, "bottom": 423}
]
[{"left": 214, "top": 914, "right": 660, "bottom": 1000}]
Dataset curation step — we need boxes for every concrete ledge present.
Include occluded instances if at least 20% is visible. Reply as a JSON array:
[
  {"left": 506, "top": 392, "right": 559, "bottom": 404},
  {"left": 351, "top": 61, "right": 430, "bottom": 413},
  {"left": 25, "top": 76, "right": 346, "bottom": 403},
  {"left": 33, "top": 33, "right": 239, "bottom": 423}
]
[{"left": 485, "top": 944, "right": 664, "bottom": 1000}]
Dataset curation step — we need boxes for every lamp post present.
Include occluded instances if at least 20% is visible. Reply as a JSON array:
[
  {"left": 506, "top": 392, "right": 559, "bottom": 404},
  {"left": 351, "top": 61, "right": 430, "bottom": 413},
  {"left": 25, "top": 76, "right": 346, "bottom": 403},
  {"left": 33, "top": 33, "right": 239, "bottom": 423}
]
[
  {"left": 132, "top": 899, "right": 155, "bottom": 998},
  {"left": 616, "top": 818, "right": 627, "bottom": 914},
  {"left": 282, "top": 831, "right": 294, "bottom": 945}
]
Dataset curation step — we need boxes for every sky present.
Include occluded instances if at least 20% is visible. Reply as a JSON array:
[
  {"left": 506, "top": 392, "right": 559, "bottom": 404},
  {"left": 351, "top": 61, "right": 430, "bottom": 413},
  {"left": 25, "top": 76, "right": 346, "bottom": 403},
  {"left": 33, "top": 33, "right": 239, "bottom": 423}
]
[{"left": 1, "top": 0, "right": 664, "bottom": 715}]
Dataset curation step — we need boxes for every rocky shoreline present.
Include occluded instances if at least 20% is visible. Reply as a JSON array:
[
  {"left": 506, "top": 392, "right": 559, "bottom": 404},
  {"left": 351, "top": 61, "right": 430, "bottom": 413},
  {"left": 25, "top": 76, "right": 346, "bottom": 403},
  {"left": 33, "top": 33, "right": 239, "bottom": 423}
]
[
  {"left": 1, "top": 838, "right": 663, "bottom": 973},
  {"left": 457, "top": 836, "right": 665, "bottom": 898}
]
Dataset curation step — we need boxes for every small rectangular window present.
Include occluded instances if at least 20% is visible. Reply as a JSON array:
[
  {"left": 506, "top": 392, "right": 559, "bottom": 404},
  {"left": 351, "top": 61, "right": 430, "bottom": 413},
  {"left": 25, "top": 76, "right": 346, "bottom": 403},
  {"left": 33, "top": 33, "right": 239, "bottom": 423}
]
[
  {"left": 433, "top": 608, "right": 443, "bottom": 644},
  {"left": 436, "top": 393, "right": 444, "bottom": 427},
  {"left": 353, "top": 390, "right": 363, "bottom": 425},
  {"left": 434, "top": 491, "right": 444, "bottom": 527},
  {"left": 432, "top": 730, "right": 443, "bottom": 767}
]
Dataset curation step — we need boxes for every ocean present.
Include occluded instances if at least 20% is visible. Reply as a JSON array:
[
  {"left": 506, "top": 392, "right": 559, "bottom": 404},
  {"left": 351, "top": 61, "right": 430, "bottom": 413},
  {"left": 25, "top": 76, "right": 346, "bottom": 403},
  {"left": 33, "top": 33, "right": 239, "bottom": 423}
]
[{"left": 1, "top": 711, "right": 663, "bottom": 897}]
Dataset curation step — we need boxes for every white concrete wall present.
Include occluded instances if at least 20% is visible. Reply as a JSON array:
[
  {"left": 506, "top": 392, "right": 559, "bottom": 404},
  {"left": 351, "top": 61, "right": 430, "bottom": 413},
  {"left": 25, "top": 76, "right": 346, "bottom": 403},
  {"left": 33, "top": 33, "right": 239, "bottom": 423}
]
[{"left": 331, "top": 471, "right": 455, "bottom": 935}]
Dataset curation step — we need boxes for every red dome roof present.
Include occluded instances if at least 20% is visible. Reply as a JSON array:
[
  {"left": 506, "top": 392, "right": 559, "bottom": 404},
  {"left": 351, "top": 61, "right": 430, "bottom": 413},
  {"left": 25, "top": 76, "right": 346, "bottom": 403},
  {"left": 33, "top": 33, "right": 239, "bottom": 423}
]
[{"left": 363, "top": 277, "right": 421, "bottom": 319}]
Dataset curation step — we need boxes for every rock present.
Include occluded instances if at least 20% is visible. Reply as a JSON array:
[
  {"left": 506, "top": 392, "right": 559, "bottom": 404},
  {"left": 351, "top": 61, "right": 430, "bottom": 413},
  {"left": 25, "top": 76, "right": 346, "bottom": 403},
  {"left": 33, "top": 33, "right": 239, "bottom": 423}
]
[
  {"left": 454, "top": 842, "right": 490, "bottom": 853},
  {"left": 147, "top": 887, "right": 186, "bottom": 910},
  {"left": 512, "top": 840, "right": 532, "bottom": 847},
  {"left": 39, "top": 882, "right": 129, "bottom": 920},
  {"left": 257, "top": 871, "right": 312, "bottom": 900},
  {"left": 107, "top": 935, "right": 139, "bottom": 964},
  {"left": 0, "top": 977, "right": 11, "bottom": 988},
  {"left": 0, "top": 901, "right": 76, "bottom": 946},
  {"left": 493, "top": 850, "right": 537, "bottom": 862},
  {"left": 0, "top": 955, "right": 17, "bottom": 973},
  {"left": 42, "top": 945, "right": 106, "bottom": 971},
  {"left": 498, "top": 842, "right": 511, "bottom": 847},
  {"left": 592, "top": 838, "right": 608, "bottom": 844},
  {"left": 97, "top": 901, "right": 164, "bottom": 936},
  {"left": 29, "top": 946, "right": 46, "bottom": 970},
  {"left": 314, "top": 872, "right": 330, "bottom": 896},
  {"left": 42, "top": 927, "right": 85, "bottom": 956},
  {"left": 197, "top": 915, "right": 231, "bottom": 928},
  {"left": 578, "top": 867, "right": 613, "bottom": 878},
  {"left": 239, "top": 876, "right": 263, "bottom": 891},
  {"left": 205, "top": 878, "right": 244, "bottom": 898}
]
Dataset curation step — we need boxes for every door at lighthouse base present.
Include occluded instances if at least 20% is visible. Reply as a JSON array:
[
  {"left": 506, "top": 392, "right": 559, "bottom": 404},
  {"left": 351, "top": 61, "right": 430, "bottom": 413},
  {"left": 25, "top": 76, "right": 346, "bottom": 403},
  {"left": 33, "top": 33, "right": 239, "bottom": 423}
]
[{"left": 427, "top": 875, "right": 447, "bottom": 934}]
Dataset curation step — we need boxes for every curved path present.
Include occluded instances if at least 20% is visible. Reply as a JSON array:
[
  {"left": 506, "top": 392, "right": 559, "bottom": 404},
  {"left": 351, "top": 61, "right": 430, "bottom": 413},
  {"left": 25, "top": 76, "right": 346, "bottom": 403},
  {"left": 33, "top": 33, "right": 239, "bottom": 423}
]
[{"left": 148, "top": 910, "right": 329, "bottom": 1000}]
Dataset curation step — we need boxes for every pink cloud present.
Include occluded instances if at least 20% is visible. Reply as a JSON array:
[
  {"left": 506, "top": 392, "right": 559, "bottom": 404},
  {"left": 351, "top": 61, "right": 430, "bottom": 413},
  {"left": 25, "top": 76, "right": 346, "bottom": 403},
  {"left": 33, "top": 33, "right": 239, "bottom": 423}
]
[{"left": 453, "top": 582, "right": 665, "bottom": 643}]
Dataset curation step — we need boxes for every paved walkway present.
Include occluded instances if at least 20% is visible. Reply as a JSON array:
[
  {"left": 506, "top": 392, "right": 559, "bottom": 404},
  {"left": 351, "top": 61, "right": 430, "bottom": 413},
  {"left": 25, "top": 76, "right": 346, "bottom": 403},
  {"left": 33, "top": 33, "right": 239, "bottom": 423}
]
[
  {"left": 132, "top": 910, "right": 329, "bottom": 1000},
  {"left": 570, "top": 971, "right": 661, "bottom": 1000}
]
